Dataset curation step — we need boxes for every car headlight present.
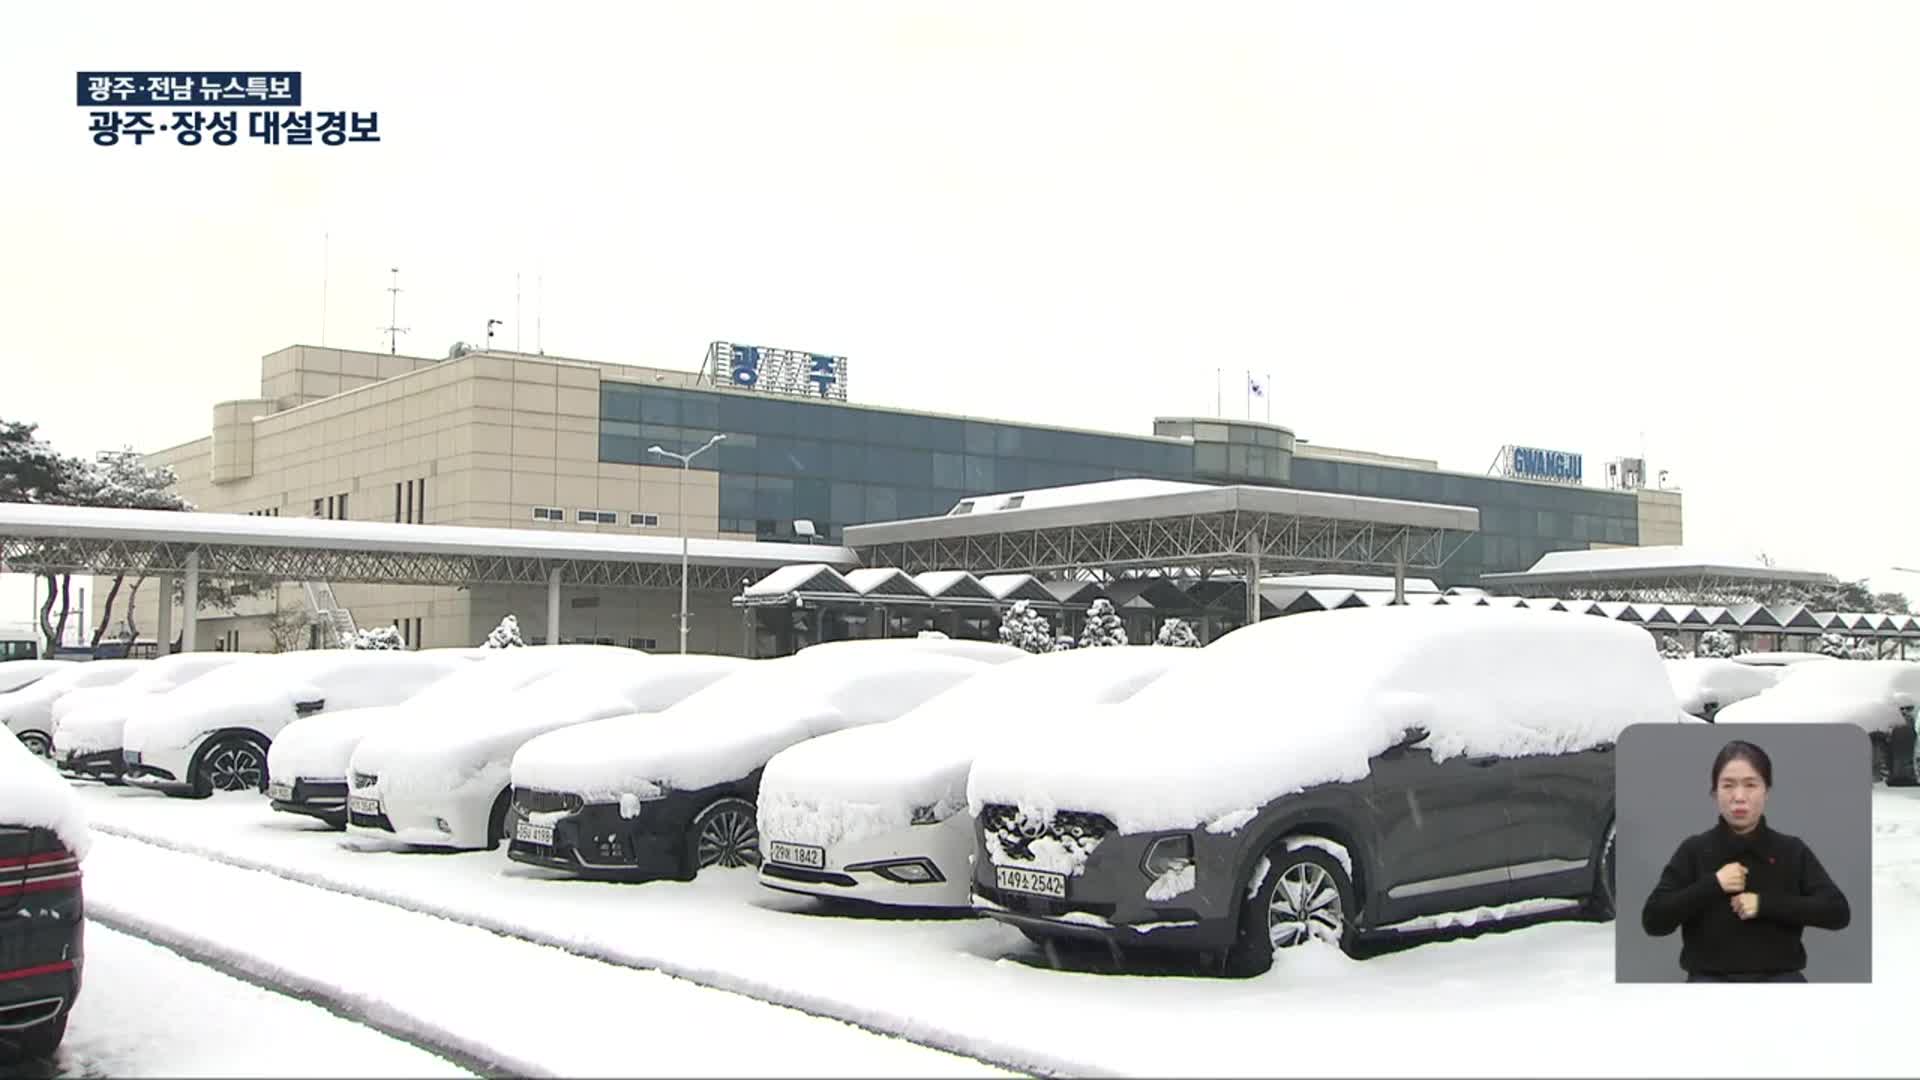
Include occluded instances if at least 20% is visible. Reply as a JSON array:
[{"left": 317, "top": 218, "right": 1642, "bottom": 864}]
[{"left": 1141, "top": 835, "right": 1195, "bottom": 879}]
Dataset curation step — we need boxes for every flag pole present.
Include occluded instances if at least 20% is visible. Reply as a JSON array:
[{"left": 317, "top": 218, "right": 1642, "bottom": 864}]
[
  {"left": 1215, "top": 368, "right": 1221, "bottom": 418},
  {"left": 1244, "top": 369, "right": 1251, "bottom": 420},
  {"left": 1266, "top": 371, "right": 1273, "bottom": 422}
]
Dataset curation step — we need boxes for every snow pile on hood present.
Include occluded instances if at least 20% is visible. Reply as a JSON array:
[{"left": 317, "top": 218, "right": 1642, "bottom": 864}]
[
  {"left": 1714, "top": 660, "right": 1920, "bottom": 733},
  {"left": 0, "top": 727, "right": 89, "bottom": 857},
  {"left": 124, "top": 651, "right": 471, "bottom": 753},
  {"left": 511, "top": 650, "right": 993, "bottom": 801},
  {"left": 362, "top": 655, "right": 749, "bottom": 802},
  {"left": 1664, "top": 658, "right": 1780, "bottom": 718},
  {"left": 968, "top": 606, "right": 1682, "bottom": 835},
  {"left": 269, "top": 646, "right": 642, "bottom": 781},
  {"left": 758, "top": 646, "right": 1193, "bottom": 848}
]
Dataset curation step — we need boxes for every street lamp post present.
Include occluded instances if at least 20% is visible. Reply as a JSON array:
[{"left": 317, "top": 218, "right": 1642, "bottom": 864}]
[{"left": 648, "top": 434, "right": 727, "bottom": 654}]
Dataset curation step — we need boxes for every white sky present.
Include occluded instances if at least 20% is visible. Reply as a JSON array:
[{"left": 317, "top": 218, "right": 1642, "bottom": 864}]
[{"left": 3, "top": 1, "right": 1918, "bottom": 591}]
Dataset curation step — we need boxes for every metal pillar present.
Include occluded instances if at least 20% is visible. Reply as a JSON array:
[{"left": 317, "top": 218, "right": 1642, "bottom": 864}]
[
  {"left": 180, "top": 550, "right": 199, "bottom": 654},
  {"left": 1394, "top": 533, "right": 1408, "bottom": 605},
  {"left": 1246, "top": 534, "right": 1263, "bottom": 624},
  {"left": 546, "top": 568, "right": 562, "bottom": 645},
  {"left": 156, "top": 576, "right": 175, "bottom": 656}
]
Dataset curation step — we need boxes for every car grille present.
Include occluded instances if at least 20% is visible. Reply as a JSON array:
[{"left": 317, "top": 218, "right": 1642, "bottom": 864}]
[
  {"left": 351, "top": 771, "right": 378, "bottom": 790},
  {"left": 762, "top": 863, "right": 859, "bottom": 888},
  {"left": 979, "top": 804, "right": 1114, "bottom": 862},
  {"left": 513, "top": 787, "right": 584, "bottom": 815}
]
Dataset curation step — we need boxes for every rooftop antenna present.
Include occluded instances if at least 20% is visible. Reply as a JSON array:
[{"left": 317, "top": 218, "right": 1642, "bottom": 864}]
[{"left": 379, "top": 267, "right": 409, "bottom": 355}]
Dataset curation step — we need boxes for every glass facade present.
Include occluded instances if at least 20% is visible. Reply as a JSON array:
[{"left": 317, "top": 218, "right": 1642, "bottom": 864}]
[{"left": 599, "top": 382, "right": 1643, "bottom": 585}]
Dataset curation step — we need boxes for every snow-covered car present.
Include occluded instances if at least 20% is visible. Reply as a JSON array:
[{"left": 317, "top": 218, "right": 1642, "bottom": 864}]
[
  {"left": 1663, "top": 657, "right": 1780, "bottom": 722},
  {"left": 1714, "top": 659, "right": 1920, "bottom": 784},
  {"left": 0, "top": 659, "right": 147, "bottom": 759},
  {"left": 51, "top": 652, "right": 256, "bottom": 782},
  {"left": 966, "top": 606, "right": 1682, "bottom": 976},
  {"left": 346, "top": 652, "right": 751, "bottom": 850},
  {"left": 0, "top": 660, "right": 75, "bottom": 696},
  {"left": 269, "top": 645, "right": 639, "bottom": 828},
  {"left": 757, "top": 645, "right": 1193, "bottom": 908},
  {"left": 0, "top": 726, "right": 88, "bottom": 1065},
  {"left": 507, "top": 639, "right": 1023, "bottom": 881},
  {"left": 1730, "top": 651, "right": 1838, "bottom": 668},
  {"left": 121, "top": 650, "right": 474, "bottom": 797}
]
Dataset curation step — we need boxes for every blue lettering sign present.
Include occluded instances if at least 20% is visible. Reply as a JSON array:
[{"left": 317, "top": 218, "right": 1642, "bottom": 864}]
[
  {"left": 730, "top": 345, "right": 760, "bottom": 387},
  {"left": 806, "top": 354, "right": 838, "bottom": 396},
  {"left": 1511, "top": 445, "right": 1582, "bottom": 484}
]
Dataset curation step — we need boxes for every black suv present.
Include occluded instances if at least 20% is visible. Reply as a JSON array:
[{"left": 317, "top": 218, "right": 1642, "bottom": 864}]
[{"left": 0, "top": 823, "right": 83, "bottom": 1064}]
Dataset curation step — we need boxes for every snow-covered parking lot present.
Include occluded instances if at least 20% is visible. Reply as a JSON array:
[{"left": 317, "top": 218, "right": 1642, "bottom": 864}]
[{"left": 53, "top": 781, "right": 1920, "bottom": 1077}]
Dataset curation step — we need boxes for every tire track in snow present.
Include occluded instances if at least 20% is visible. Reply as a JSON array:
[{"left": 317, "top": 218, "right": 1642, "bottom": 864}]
[
  {"left": 84, "top": 906, "right": 535, "bottom": 1078},
  {"left": 88, "top": 824, "right": 1061, "bottom": 1078}
]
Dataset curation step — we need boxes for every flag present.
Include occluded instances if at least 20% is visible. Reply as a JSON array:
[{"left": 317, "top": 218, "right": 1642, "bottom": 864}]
[{"left": 1247, "top": 374, "right": 1266, "bottom": 398}]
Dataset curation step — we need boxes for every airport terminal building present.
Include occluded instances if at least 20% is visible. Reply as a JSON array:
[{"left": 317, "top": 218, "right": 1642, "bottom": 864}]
[{"left": 109, "top": 342, "right": 1682, "bottom": 653}]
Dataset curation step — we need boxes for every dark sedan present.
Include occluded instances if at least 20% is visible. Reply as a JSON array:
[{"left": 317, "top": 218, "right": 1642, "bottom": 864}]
[
  {"left": 0, "top": 823, "right": 83, "bottom": 1064},
  {"left": 507, "top": 773, "right": 763, "bottom": 881}
]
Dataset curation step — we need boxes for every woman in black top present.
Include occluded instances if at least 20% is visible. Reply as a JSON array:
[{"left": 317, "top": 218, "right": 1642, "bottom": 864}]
[{"left": 1641, "top": 740, "right": 1850, "bottom": 982}]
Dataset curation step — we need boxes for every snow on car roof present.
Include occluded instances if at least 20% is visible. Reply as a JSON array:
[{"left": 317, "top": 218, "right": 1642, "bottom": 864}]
[
  {"left": 1714, "top": 660, "right": 1920, "bottom": 733},
  {"left": 968, "top": 606, "right": 1681, "bottom": 834},
  {"left": 1663, "top": 658, "right": 1780, "bottom": 716},
  {"left": 793, "top": 637, "right": 1026, "bottom": 666},
  {"left": 0, "top": 727, "right": 88, "bottom": 857}
]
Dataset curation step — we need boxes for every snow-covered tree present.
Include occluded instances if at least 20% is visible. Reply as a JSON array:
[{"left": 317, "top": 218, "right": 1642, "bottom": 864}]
[
  {"left": 347, "top": 625, "right": 406, "bottom": 650},
  {"left": 997, "top": 600, "right": 1054, "bottom": 654},
  {"left": 1078, "top": 598, "right": 1128, "bottom": 648},
  {"left": 1155, "top": 618, "right": 1200, "bottom": 647},
  {"left": 1658, "top": 634, "right": 1691, "bottom": 659},
  {"left": 1817, "top": 631, "right": 1853, "bottom": 658},
  {"left": 1698, "top": 629, "right": 1737, "bottom": 659},
  {"left": 0, "top": 419, "right": 65, "bottom": 504},
  {"left": 483, "top": 614, "right": 526, "bottom": 648}
]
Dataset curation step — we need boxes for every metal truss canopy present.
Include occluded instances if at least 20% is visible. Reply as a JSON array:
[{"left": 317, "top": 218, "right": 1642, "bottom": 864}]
[
  {"left": 1497, "top": 576, "right": 1836, "bottom": 607},
  {"left": 851, "top": 510, "right": 1476, "bottom": 578}
]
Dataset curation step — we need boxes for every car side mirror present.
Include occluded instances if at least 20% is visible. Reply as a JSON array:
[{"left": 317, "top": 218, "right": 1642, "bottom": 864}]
[{"left": 294, "top": 698, "right": 325, "bottom": 717}]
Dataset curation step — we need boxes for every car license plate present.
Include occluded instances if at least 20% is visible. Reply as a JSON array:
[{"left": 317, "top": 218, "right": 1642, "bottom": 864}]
[
  {"left": 348, "top": 795, "right": 381, "bottom": 816},
  {"left": 995, "top": 865, "right": 1067, "bottom": 899},
  {"left": 514, "top": 821, "right": 554, "bottom": 846},
  {"left": 767, "top": 840, "right": 825, "bottom": 869},
  {"left": 267, "top": 781, "right": 293, "bottom": 801}
]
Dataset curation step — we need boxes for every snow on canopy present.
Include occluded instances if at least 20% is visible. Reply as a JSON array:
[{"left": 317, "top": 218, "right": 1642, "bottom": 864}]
[
  {"left": 948, "top": 479, "right": 1214, "bottom": 515},
  {"left": 1714, "top": 660, "right": 1920, "bottom": 734},
  {"left": 758, "top": 646, "right": 1194, "bottom": 849},
  {"left": 743, "top": 563, "right": 856, "bottom": 599},
  {"left": 354, "top": 652, "right": 744, "bottom": 802},
  {"left": 268, "top": 646, "right": 630, "bottom": 781},
  {"left": 0, "top": 726, "right": 89, "bottom": 857},
  {"left": 510, "top": 647, "right": 998, "bottom": 800},
  {"left": 967, "top": 606, "right": 1681, "bottom": 835},
  {"left": 1663, "top": 659, "right": 1780, "bottom": 718}
]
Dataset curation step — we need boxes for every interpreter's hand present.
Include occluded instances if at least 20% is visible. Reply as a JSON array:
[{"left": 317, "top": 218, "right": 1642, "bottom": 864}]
[
  {"left": 1732, "top": 892, "right": 1760, "bottom": 920},
  {"left": 1716, "top": 862, "right": 1747, "bottom": 894}
]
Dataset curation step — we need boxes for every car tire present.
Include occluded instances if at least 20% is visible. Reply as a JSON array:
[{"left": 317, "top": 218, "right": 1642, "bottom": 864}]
[
  {"left": 193, "top": 734, "right": 269, "bottom": 797},
  {"left": 16, "top": 730, "right": 51, "bottom": 759},
  {"left": 1584, "top": 822, "right": 1617, "bottom": 921},
  {"left": 687, "top": 797, "right": 761, "bottom": 875},
  {"left": 485, "top": 788, "right": 512, "bottom": 850},
  {"left": 1224, "top": 845, "right": 1357, "bottom": 978},
  {"left": 0, "top": 1011, "right": 68, "bottom": 1065}
]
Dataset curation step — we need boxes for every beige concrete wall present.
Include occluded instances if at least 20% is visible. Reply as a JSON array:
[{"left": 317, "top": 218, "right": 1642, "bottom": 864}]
[{"left": 1636, "top": 489, "right": 1684, "bottom": 546}]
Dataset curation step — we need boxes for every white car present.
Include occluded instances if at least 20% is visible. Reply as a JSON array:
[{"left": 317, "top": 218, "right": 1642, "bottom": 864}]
[
  {"left": 346, "top": 652, "right": 750, "bottom": 850},
  {"left": 269, "top": 645, "right": 645, "bottom": 828},
  {"left": 1715, "top": 659, "right": 1920, "bottom": 783},
  {"left": 0, "top": 660, "right": 147, "bottom": 758},
  {"left": 0, "top": 660, "right": 76, "bottom": 695},
  {"left": 1730, "top": 651, "right": 1838, "bottom": 668},
  {"left": 757, "top": 645, "right": 1193, "bottom": 908},
  {"left": 121, "top": 650, "right": 474, "bottom": 797},
  {"left": 1662, "top": 657, "right": 1780, "bottom": 722},
  {"left": 51, "top": 653, "right": 256, "bottom": 781},
  {"left": 505, "top": 638, "right": 1024, "bottom": 881}
]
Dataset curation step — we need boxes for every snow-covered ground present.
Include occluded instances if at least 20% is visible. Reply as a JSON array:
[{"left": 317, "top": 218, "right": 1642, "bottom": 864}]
[
  {"left": 45, "top": 924, "right": 470, "bottom": 1078},
  {"left": 71, "top": 829, "right": 1006, "bottom": 1077},
  {"left": 62, "top": 783, "right": 1920, "bottom": 1077}
]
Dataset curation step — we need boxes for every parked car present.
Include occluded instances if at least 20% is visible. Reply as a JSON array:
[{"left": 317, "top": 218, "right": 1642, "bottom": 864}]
[
  {"left": 1730, "top": 651, "right": 1838, "bottom": 668},
  {"left": 269, "top": 645, "right": 634, "bottom": 828},
  {"left": 0, "top": 726, "right": 87, "bottom": 1065},
  {"left": 1715, "top": 659, "right": 1920, "bottom": 785},
  {"left": 507, "top": 639, "right": 1023, "bottom": 881},
  {"left": 346, "top": 652, "right": 749, "bottom": 850},
  {"left": 0, "top": 639, "right": 40, "bottom": 663},
  {"left": 0, "top": 660, "right": 74, "bottom": 695},
  {"left": 966, "top": 606, "right": 1682, "bottom": 976},
  {"left": 0, "top": 659, "right": 146, "bottom": 759},
  {"left": 51, "top": 652, "right": 255, "bottom": 783},
  {"left": 1663, "top": 657, "right": 1779, "bottom": 721},
  {"left": 120, "top": 650, "right": 474, "bottom": 797},
  {"left": 757, "top": 645, "right": 1192, "bottom": 908}
]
